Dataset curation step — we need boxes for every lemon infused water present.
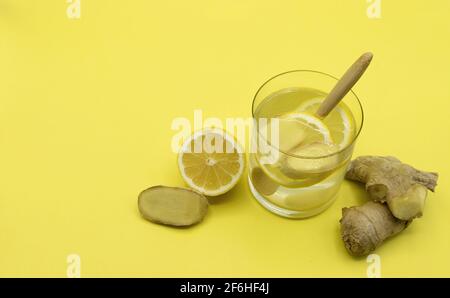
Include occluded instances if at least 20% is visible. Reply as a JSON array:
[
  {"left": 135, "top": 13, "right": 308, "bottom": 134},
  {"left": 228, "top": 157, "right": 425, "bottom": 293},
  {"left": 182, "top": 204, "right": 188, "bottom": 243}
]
[{"left": 249, "top": 71, "right": 363, "bottom": 218}]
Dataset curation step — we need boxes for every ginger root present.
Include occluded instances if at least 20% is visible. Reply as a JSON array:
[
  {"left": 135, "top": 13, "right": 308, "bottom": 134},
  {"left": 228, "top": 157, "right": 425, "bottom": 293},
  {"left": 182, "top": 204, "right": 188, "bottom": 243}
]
[
  {"left": 340, "top": 201, "right": 409, "bottom": 257},
  {"left": 345, "top": 156, "right": 438, "bottom": 220},
  {"left": 340, "top": 156, "right": 438, "bottom": 256}
]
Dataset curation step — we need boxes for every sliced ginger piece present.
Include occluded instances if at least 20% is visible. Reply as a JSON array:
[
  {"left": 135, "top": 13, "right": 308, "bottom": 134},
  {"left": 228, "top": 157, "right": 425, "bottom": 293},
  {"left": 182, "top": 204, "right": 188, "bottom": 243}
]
[
  {"left": 280, "top": 142, "right": 339, "bottom": 179},
  {"left": 138, "top": 186, "right": 208, "bottom": 227},
  {"left": 251, "top": 167, "right": 279, "bottom": 196},
  {"left": 345, "top": 156, "right": 438, "bottom": 220},
  {"left": 261, "top": 113, "right": 331, "bottom": 165},
  {"left": 272, "top": 117, "right": 307, "bottom": 153},
  {"left": 277, "top": 113, "right": 333, "bottom": 150}
]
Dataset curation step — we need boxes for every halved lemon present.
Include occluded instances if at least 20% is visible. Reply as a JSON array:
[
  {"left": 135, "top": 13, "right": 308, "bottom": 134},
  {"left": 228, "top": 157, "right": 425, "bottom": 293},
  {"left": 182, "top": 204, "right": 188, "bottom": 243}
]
[{"left": 178, "top": 129, "right": 245, "bottom": 196}]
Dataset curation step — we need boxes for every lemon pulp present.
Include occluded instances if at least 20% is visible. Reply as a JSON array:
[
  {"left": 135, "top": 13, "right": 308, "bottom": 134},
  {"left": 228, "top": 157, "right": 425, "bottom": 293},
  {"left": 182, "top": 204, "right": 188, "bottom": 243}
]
[{"left": 178, "top": 129, "right": 245, "bottom": 196}]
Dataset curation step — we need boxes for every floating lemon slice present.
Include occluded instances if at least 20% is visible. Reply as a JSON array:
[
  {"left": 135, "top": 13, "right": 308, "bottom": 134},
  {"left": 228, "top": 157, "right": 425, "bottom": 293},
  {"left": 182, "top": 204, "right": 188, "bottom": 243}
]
[
  {"left": 178, "top": 129, "right": 245, "bottom": 196},
  {"left": 275, "top": 113, "right": 340, "bottom": 180},
  {"left": 296, "top": 98, "right": 354, "bottom": 149},
  {"left": 279, "top": 112, "right": 333, "bottom": 149},
  {"left": 257, "top": 113, "right": 331, "bottom": 167}
]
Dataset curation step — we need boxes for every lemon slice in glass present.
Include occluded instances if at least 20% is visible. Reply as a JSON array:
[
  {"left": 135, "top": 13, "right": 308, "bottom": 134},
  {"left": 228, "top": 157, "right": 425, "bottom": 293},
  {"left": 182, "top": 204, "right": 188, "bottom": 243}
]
[
  {"left": 275, "top": 113, "right": 340, "bottom": 180},
  {"left": 178, "top": 129, "right": 245, "bottom": 196},
  {"left": 296, "top": 98, "right": 355, "bottom": 149},
  {"left": 279, "top": 112, "right": 333, "bottom": 149}
]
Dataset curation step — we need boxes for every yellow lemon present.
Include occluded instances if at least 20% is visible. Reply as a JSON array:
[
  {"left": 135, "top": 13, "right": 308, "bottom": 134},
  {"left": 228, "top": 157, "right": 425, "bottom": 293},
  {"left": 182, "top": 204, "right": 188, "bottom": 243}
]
[{"left": 178, "top": 129, "right": 245, "bottom": 196}]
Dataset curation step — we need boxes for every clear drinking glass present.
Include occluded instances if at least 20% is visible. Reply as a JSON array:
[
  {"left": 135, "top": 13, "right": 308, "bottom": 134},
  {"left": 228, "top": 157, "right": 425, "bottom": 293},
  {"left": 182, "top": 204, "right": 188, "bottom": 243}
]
[{"left": 248, "top": 70, "right": 364, "bottom": 218}]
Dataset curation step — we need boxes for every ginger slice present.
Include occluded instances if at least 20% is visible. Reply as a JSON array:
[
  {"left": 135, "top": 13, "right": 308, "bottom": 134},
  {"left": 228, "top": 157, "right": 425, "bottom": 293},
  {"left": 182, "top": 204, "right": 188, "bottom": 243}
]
[
  {"left": 340, "top": 201, "right": 409, "bottom": 257},
  {"left": 251, "top": 167, "right": 279, "bottom": 196},
  {"left": 345, "top": 156, "right": 438, "bottom": 220},
  {"left": 280, "top": 142, "right": 339, "bottom": 179},
  {"left": 138, "top": 186, "right": 208, "bottom": 226}
]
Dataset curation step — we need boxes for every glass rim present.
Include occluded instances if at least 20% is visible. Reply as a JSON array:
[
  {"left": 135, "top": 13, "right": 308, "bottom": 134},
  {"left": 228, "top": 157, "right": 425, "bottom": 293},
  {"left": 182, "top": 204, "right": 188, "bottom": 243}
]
[{"left": 251, "top": 69, "right": 365, "bottom": 160}]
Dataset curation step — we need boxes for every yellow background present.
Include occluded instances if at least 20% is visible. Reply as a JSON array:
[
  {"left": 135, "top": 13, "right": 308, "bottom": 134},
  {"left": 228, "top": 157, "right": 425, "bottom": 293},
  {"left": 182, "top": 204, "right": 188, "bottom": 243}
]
[{"left": 0, "top": 0, "right": 449, "bottom": 277}]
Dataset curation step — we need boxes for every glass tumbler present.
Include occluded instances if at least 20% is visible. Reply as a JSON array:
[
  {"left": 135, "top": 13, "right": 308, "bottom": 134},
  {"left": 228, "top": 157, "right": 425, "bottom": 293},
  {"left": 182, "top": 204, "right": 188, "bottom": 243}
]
[{"left": 248, "top": 70, "right": 364, "bottom": 218}]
